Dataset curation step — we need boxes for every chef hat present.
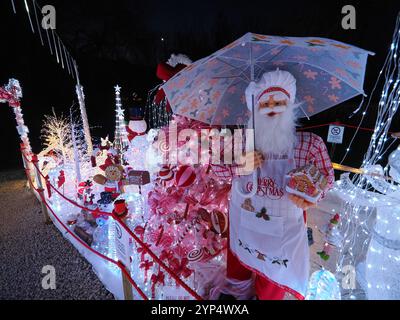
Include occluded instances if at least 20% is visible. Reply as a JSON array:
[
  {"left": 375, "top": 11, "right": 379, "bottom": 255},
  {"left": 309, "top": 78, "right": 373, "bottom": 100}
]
[{"left": 245, "top": 69, "right": 297, "bottom": 110}]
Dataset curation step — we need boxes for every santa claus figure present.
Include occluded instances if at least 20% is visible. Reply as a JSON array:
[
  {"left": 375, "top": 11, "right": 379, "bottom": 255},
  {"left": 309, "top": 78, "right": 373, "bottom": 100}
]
[{"left": 213, "top": 69, "right": 334, "bottom": 300}]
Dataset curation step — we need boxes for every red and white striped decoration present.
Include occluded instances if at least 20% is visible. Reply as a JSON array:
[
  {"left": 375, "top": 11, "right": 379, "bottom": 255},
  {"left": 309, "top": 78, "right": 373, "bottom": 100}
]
[
  {"left": 175, "top": 165, "right": 196, "bottom": 188},
  {"left": 210, "top": 210, "right": 228, "bottom": 235},
  {"left": 178, "top": 218, "right": 199, "bottom": 243},
  {"left": 159, "top": 165, "right": 174, "bottom": 181}
]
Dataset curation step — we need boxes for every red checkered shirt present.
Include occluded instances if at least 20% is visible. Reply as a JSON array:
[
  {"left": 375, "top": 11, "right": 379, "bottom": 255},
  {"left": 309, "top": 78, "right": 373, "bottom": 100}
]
[{"left": 211, "top": 131, "right": 335, "bottom": 192}]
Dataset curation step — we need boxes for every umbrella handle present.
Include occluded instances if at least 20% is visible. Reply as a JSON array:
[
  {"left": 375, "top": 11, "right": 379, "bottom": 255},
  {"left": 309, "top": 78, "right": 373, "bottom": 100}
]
[{"left": 233, "top": 169, "right": 258, "bottom": 198}]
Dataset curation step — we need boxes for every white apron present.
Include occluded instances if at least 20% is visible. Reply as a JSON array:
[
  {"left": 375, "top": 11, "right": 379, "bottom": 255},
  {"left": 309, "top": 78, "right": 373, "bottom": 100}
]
[{"left": 229, "top": 150, "right": 309, "bottom": 299}]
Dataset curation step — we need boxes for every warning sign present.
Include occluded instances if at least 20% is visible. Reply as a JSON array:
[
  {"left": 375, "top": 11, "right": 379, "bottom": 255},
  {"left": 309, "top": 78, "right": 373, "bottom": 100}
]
[{"left": 327, "top": 125, "right": 345, "bottom": 144}]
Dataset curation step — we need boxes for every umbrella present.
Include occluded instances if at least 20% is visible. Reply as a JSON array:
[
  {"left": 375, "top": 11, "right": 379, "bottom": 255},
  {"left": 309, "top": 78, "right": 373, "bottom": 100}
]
[
  {"left": 162, "top": 33, "right": 374, "bottom": 197},
  {"left": 163, "top": 32, "right": 374, "bottom": 125}
]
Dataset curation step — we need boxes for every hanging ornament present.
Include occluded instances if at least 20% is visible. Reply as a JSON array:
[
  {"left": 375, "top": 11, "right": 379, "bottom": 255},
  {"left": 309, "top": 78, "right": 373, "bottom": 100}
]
[
  {"left": 210, "top": 210, "right": 228, "bottom": 237},
  {"left": 159, "top": 165, "right": 174, "bottom": 182},
  {"left": 175, "top": 165, "right": 196, "bottom": 188}
]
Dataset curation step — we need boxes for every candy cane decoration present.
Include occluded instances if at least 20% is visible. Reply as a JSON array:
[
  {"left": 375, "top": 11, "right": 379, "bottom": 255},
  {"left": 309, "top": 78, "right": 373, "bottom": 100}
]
[
  {"left": 0, "top": 79, "right": 32, "bottom": 153},
  {"left": 178, "top": 218, "right": 199, "bottom": 244}
]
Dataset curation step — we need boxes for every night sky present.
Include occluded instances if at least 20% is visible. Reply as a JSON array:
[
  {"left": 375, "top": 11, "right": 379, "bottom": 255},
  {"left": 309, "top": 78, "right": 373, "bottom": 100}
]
[{"left": 1, "top": 0, "right": 400, "bottom": 170}]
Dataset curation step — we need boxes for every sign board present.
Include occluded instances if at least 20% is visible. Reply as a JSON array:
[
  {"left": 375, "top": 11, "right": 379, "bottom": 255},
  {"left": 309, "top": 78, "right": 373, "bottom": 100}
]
[
  {"left": 327, "top": 125, "right": 345, "bottom": 144},
  {"left": 114, "top": 220, "right": 132, "bottom": 268}
]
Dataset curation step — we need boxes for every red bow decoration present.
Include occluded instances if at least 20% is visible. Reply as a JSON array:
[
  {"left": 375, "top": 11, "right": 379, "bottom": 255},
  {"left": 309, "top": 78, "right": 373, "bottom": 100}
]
[
  {"left": 184, "top": 194, "right": 198, "bottom": 206},
  {"left": 151, "top": 271, "right": 165, "bottom": 299},
  {"left": 45, "top": 175, "right": 51, "bottom": 198},
  {"left": 0, "top": 86, "right": 20, "bottom": 107},
  {"left": 99, "top": 156, "right": 119, "bottom": 171},
  {"left": 78, "top": 180, "right": 93, "bottom": 194},
  {"left": 160, "top": 249, "right": 175, "bottom": 262},
  {"left": 99, "top": 144, "right": 110, "bottom": 151},
  {"left": 134, "top": 225, "right": 147, "bottom": 261},
  {"left": 126, "top": 126, "right": 146, "bottom": 142},
  {"left": 134, "top": 225, "right": 145, "bottom": 239},
  {"left": 169, "top": 257, "right": 192, "bottom": 279},
  {"left": 57, "top": 170, "right": 65, "bottom": 188},
  {"left": 140, "top": 259, "right": 154, "bottom": 283},
  {"left": 137, "top": 247, "right": 147, "bottom": 262},
  {"left": 154, "top": 62, "right": 187, "bottom": 113}
]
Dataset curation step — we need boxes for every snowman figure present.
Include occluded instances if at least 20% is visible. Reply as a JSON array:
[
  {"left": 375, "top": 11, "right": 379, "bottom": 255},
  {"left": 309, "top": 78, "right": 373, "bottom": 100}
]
[
  {"left": 126, "top": 101, "right": 148, "bottom": 171},
  {"left": 364, "top": 146, "right": 400, "bottom": 299}
]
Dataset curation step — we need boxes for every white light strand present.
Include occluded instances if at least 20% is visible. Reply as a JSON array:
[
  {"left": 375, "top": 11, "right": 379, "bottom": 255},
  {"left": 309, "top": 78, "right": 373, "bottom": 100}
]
[
  {"left": 335, "top": 13, "right": 400, "bottom": 300},
  {"left": 113, "top": 85, "right": 129, "bottom": 153}
]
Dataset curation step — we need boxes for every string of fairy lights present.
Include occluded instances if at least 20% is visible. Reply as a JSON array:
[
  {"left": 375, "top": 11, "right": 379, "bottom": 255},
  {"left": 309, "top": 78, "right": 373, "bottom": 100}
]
[
  {"left": 10, "top": 0, "right": 79, "bottom": 81},
  {"left": 333, "top": 12, "right": 400, "bottom": 300},
  {"left": 10, "top": 0, "right": 94, "bottom": 154}
]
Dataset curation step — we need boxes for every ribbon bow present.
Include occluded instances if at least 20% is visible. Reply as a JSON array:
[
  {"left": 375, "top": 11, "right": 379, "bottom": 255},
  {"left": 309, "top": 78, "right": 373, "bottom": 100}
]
[
  {"left": 57, "top": 170, "right": 65, "bottom": 188},
  {"left": 160, "top": 249, "right": 175, "bottom": 262},
  {"left": 140, "top": 259, "right": 154, "bottom": 283},
  {"left": 99, "top": 156, "right": 120, "bottom": 171},
  {"left": 126, "top": 126, "right": 146, "bottom": 142},
  {"left": 169, "top": 257, "right": 192, "bottom": 279},
  {"left": 151, "top": 271, "right": 165, "bottom": 299}
]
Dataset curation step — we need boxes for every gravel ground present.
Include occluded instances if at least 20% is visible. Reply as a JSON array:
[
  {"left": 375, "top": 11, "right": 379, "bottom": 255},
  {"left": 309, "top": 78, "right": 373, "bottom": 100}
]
[{"left": 0, "top": 169, "right": 114, "bottom": 300}]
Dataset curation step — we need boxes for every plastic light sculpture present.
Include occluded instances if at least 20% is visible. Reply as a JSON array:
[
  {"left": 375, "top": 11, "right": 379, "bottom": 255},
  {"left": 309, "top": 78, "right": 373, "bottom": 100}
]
[{"left": 335, "top": 13, "right": 400, "bottom": 300}]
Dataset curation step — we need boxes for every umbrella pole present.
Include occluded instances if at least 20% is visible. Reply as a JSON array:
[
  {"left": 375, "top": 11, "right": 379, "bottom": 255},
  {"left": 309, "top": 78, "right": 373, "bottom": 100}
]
[
  {"left": 233, "top": 43, "right": 259, "bottom": 199},
  {"left": 250, "top": 43, "right": 259, "bottom": 192},
  {"left": 250, "top": 41, "right": 256, "bottom": 144}
]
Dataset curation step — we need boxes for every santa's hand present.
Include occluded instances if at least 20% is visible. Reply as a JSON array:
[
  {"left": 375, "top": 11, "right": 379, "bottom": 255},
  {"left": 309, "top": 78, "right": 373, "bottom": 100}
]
[
  {"left": 237, "top": 150, "right": 264, "bottom": 175},
  {"left": 288, "top": 194, "right": 316, "bottom": 210}
]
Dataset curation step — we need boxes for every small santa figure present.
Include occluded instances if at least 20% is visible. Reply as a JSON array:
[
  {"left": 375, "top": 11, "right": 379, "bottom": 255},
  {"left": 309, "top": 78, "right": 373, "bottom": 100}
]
[{"left": 213, "top": 69, "right": 334, "bottom": 300}]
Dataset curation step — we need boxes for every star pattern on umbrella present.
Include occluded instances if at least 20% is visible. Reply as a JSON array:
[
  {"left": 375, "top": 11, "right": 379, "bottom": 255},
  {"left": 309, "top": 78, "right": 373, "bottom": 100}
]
[
  {"left": 347, "top": 60, "right": 361, "bottom": 69},
  {"left": 304, "top": 95, "right": 315, "bottom": 104},
  {"left": 329, "top": 77, "right": 342, "bottom": 89},
  {"left": 309, "top": 39, "right": 326, "bottom": 44},
  {"left": 304, "top": 69, "right": 318, "bottom": 80},
  {"left": 328, "top": 94, "right": 339, "bottom": 103},
  {"left": 162, "top": 33, "right": 372, "bottom": 124}
]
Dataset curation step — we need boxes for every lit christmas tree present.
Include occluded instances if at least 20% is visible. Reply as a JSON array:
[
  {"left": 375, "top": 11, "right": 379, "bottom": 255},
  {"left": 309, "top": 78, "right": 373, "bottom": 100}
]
[{"left": 113, "top": 85, "right": 129, "bottom": 155}]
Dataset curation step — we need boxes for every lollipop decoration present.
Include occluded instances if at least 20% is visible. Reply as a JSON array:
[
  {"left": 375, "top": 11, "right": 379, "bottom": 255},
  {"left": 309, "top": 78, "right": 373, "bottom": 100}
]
[{"left": 187, "top": 248, "right": 205, "bottom": 262}]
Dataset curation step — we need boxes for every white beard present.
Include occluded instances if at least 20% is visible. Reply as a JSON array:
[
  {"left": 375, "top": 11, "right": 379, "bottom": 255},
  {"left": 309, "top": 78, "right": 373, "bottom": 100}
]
[{"left": 251, "top": 105, "right": 298, "bottom": 155}]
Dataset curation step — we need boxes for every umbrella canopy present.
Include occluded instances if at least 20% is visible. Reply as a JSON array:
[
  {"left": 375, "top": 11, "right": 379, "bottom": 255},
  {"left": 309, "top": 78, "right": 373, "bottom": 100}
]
[{"left": 162, "top": 32, "right": 374, "bottom": 125}]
